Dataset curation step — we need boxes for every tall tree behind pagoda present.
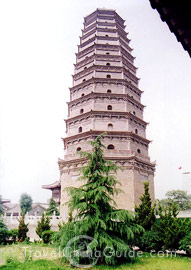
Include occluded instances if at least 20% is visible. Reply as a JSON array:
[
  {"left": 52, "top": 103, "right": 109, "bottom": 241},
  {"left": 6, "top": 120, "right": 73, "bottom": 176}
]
[{"left": 46, "top": 198, "right": 60, "bottom": 216}]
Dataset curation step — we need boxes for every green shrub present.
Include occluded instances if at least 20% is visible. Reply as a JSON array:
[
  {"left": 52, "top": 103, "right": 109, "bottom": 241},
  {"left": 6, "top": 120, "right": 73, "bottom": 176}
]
[
  {"left": 36, "top": 213, "right": 51, "bottom": 239},
  {"left": 154, "top": 202, "right": 191, "bottom": 250},
  {"left": 138, "top": 229, "right": 163, "bottom": 252},
  {"left": 0, "top": 228, "right": 9, "bottom": 244},
  {"left": 179, "top": 233, "right": 191, "bottom": 255},
  {"left": 9, "top": 228, "right": 18, "bottom": 243},
  {"left": 18, "top": 216, "right": 29, "bottom": 242},
  {"left": 0, "top": 218, "right": 7, "bottom": 229},
  {"left": 41, "top": 230, "right": 54, "bottom": 244}
]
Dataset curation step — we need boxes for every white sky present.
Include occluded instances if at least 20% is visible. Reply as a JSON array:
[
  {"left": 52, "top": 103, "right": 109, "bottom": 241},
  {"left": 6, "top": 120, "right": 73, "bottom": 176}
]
[{"left": 0, "top": 0, "right": 191, "bottom": 203}]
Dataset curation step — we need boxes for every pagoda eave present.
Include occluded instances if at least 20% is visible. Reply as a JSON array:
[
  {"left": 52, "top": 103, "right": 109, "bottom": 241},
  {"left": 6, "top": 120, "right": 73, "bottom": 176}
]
[
  {"left": 42, "top": 181, "right": 61, "bottom": 190},
  {"left": 62, "top": 130, "right": 151, "bottom": 144},
  {"left": 58, "top": 155, "right": 155, "bottom": 170},
  {"left": 65, "top": 111, "right": 148, "bottom": 126},
  {"left": 73, "top": 65, "right": 139, "bottom": 84},
  {"left": 68, "top": 92, "right": 145, "bottom": 109},
  {"left": 69, "top": 77, "right": 143, "bottom": 94}
]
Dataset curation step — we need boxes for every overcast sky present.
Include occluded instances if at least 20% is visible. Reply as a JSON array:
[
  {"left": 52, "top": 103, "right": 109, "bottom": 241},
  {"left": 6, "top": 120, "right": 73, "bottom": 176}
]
[{"left": 0, "top": 0, "right": 191, "bottom": 204}]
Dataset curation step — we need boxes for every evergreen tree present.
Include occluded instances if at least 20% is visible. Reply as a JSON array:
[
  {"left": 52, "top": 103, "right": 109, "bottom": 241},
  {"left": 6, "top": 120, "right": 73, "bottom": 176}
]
[
  {"left": 135, "top": 181, "right": 155, "bottom": 230},
  {"left": 0, "top": 217, "right": 9, "bottom": 245},
  {"left": 46, "top": 198, "right": 59, "bottom": 216},
  {"left": 36, "top": 212, "right": 51, "bottom": 239},
  {"left": 19, "top": 193, "right": 33, "bottom": 215},
  {"left": 18, "top": 216, "right": 29, "bottom": 242},
  {"left": 55, "top": 134, "right": 143, "bottom": 266},
  {"left": 0, "top": 195, "right": 4, "bottom": 215},
  {"left": 0, "top": 218, "right": 7, "bottom": 229},
  {"left": 160, "top": 190, "right": 191, "bottom": 211},
  {"left": 154, "top": 202, "right": 191, "bottom": 250}
]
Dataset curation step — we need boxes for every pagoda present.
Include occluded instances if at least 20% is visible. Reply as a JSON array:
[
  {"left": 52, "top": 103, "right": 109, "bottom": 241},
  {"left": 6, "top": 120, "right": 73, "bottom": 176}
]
[{"left": 58, "top": 9, "right": 155, "bottom": 219}]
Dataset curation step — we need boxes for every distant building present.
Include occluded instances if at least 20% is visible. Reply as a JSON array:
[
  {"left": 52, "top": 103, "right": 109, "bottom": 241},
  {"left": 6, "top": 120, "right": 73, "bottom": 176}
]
[
  {"left": 1, "top": 198, "right": 11, "bottom": 204},
  {"left": 3, "top": 202, "right": 49, "bottom": 216}
]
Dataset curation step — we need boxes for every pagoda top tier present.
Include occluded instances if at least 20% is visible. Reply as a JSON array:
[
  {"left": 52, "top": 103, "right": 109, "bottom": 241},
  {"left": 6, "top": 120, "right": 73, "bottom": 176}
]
[{"left": 84, "top": 9, "right": 125, "bottom": 28}]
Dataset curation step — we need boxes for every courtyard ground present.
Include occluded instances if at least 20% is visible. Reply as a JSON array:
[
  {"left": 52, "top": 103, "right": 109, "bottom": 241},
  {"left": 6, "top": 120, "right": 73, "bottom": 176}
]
[{"left": 0, "top": 243, "right": 191, "bottom": 269}]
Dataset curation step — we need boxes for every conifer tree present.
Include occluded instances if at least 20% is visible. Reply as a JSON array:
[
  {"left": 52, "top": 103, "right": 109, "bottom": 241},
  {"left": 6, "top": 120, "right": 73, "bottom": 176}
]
[
  {"left": 46, "top": 198, "right": 60, "bottom": 216},
  {"left": 18, "top": 216, "right": 29, "bottom": 242},
  {"left": 154, "top": 202, "right": 191, "bottom": 250},
  {"left": 0, "top": 195, "right": 4, "bottom": 215},
  {"left": 135, "top": 181, "right": 155, "bottom": 230},
  {"left": 36, "top": 212, "right": 51, "bottom": 239},
  {"left": 56, "top": 134, "right": 143, "bottom": 266},
  {"left": 19, "top": 193, "right": 33, "bottom": 215}
]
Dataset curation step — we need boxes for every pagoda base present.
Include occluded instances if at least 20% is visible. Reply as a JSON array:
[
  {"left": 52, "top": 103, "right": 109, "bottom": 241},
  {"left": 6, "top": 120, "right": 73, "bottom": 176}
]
[{"left": 59, "top": 156, "right": 155, "bottom": 221}]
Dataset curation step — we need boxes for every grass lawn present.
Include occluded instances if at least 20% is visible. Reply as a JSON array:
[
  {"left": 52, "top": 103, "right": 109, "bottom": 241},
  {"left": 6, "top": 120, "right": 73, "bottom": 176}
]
[{"left": 0, "top": 244, "right": 191, "bottom": 269}]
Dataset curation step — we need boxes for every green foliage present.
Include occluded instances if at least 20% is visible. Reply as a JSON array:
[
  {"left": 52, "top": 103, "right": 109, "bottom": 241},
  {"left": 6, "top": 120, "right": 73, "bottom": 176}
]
[
  {"left": 0, "top": 218, "right": 7, "bottom": 229},
  {"left": 135, "top": 181, "right": 155, "bottom": 230},
  {"left": 137, "top": 230, "right": 163, "bottom": 252},
  {"left": 46, "top": 198, "right": 59, "bottom": 216},
  {"left": 41, "top": 230, "right": 54, "bottom": 244},
  {"left": 179, "top": 233, "right": 191, "bottom": 255},
  {"left": 154, "top": 202, "right": 191, "bottom": 250},
  {"left": 19, "top": 193, "right": 33, "bottom": 215},
  {"left": 58, "top": 221, "right": 65, "bottom": 231},
  {"left": 160, "top": 190, "right": 191, "bottom": 211},
  {"left": 0, "top": 218, "right": 9, "bottom": 245},
  {"left": 54, "top": 134, "right": 143, "bottom": 266},
  {"left": 36, "top": 213, "right": 51, "bottom": 239},
  {"left": 5, "top": 256, "right": 20, "bottom": 266},
  {"left": 9, "top": 229, "right": 19, "bottom": 243},
  {"left": 0, "top": 259, "right": 71, "bottom": 270},
  {"left": 0, "top": 195, "right": 4, "bottom": 215},
  {"left": 1, "top": 256, "right": 191, "bottom": 270},
  {"left": 18, "top": 215, "right": 29, "bottom": 242},
  {"left": 0, "top": 228, "right": 9, "bottom": 244}
]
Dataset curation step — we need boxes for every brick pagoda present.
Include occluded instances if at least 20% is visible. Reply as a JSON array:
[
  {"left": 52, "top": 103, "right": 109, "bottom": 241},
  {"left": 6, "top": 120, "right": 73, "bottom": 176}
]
[{"left": 58, "top": 9, "right": 155, "bottom": 219}]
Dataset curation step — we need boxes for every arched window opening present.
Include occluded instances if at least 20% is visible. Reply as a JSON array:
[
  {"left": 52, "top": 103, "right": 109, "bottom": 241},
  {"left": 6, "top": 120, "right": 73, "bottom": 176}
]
[
  {"left": 84, "top": 67, "right": 87, "bottom": 69},
  {"left": 107, "top": 144, "right": 115, "bottom": 150},
  {"left": 107, "top": 89, "right": 111, "bottom": 93},
  {"left": 106, "top": 52, "right": 110, "bottom": 55},
  {"left": 107, "top": 105, "right": 112, "bottom": 110},
  {"left": 80, "top": 108, "right": 84, "bottom": 114},
  {"left": 78, "top": 127, "right": 82, "bottom": 133},
  {"left": 137, "top": 149, "right": 141, "bottom": 154},
  {"left": 135, "top": 129, "right": 138, "bottom": 134},
  {"left": 106, "top": 63, "right": 110, "bottom": 66},
  {"left": 83, "top": 79, "right": 86, "bottom": 82},
  {"left": 76, "top": 147, "right": 81, "bottom": 152},
  {"left": 108, "top": 123, "right": 113, "bottom": 130},
  {"left": 81, "top": 93, "right": 85, "bottom": 97},
  {"left": 133, "top": 111, "right": 136, "bottom": 115},
  {"left": 105, "top": 34, "right": 109, "bottom": 37},
  {"left": 106, "top": 74, "right": 111, "bottom": 78}
]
